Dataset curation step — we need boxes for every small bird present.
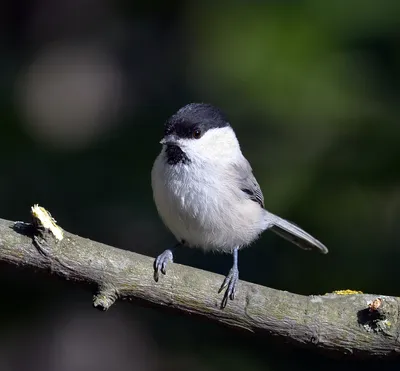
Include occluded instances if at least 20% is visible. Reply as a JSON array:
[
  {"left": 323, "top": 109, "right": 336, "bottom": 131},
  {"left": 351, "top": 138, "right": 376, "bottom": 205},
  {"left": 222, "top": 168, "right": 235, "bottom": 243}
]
[{"left": 151, "top": 103, "right": 328, "bottom": 308}]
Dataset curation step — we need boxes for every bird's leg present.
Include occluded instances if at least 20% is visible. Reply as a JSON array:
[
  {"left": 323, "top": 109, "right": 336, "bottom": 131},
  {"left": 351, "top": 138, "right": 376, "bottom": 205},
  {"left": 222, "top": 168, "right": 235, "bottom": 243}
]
[
  {"left": 218, "top": 247, "right": 239, "bottom": 308},
  {"left": 153, "top": 243, "right": 180, "bottom": 282}
]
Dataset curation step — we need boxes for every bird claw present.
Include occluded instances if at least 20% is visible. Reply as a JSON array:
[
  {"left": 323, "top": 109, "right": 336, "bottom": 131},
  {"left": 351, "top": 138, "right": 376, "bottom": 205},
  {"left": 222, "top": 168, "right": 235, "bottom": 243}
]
[
  {"left": 218, "top": 266, "right": 239, "bottom": 309},
  {"left": 154, "top": 249, "right": 174, "bottom": 282}
]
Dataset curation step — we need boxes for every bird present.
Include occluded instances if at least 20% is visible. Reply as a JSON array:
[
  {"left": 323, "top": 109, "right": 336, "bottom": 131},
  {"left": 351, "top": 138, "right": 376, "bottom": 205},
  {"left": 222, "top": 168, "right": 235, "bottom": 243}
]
[{"left": 151, "top": 103, "right": 328, "bottom": 308}]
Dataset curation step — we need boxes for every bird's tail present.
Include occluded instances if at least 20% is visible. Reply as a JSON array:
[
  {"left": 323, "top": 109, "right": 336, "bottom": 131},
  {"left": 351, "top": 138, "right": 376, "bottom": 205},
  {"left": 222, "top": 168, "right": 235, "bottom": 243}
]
[{"left": 265, "top": 212, "right": 328, "bottom": 254}]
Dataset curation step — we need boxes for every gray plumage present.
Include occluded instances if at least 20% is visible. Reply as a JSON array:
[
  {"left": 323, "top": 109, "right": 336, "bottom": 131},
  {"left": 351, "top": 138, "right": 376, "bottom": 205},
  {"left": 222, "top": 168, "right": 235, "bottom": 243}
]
[
  {"left": 152, "top": 103, "right": 328, "bottom": 308},
  {"left": 234, "top": 158, "right": 328, "bottom": 254}
]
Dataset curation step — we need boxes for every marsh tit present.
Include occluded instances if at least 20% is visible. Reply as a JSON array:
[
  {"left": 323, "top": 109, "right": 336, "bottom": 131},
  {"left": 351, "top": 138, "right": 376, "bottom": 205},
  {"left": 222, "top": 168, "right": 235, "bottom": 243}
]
[{"left": 151, "top": 103, "right": 328, "bottom": 308}]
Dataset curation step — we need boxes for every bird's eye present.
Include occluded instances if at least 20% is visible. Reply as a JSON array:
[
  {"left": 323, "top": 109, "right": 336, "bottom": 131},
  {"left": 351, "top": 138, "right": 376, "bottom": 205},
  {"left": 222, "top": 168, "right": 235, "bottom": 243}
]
[{"left": 193, "top": 129, "right": 202, "bottom": 139}]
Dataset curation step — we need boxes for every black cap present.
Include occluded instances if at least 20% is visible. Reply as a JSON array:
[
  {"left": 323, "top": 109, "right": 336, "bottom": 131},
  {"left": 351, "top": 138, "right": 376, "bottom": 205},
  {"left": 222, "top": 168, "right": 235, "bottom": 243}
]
[{"left": 164, "top": 103, "right": 230, "bottom": 139}]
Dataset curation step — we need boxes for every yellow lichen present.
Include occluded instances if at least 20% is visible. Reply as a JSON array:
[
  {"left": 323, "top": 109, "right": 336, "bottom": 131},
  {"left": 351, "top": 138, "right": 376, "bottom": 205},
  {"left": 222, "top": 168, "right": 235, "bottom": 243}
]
[
  {"left": 31, "top": 204, "right": 64, "bottom": 241},
  {"left": 329, "top": 289, "right": 363, "bottom": 295}
]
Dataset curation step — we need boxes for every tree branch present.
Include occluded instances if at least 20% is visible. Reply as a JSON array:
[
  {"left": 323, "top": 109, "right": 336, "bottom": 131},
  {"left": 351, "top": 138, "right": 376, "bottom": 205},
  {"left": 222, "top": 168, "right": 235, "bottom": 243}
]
[{"left": 1, "top": 211, "right": 399, "bottom": 359}]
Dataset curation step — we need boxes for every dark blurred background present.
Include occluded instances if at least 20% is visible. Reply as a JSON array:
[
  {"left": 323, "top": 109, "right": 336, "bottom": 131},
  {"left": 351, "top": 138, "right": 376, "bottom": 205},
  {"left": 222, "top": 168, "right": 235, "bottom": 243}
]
[{"left": 1, "top": 0, "right": 400, "bottom": 370}]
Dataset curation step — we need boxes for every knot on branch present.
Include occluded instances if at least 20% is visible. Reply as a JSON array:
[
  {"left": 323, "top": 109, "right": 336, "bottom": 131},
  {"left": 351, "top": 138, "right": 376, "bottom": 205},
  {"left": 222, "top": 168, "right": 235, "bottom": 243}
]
[
  {"left": 358, "top": 297, "right": 395, "bottom": 334},
  {"left": 93, "top": 287, "right": 118, "bottom": 311}
]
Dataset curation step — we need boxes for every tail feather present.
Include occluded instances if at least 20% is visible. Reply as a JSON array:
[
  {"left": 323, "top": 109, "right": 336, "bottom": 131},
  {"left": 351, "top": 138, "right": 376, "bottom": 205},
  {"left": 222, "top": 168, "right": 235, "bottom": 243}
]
[{"left": 268, "top": 214, "right": 328, "bottom": 254}]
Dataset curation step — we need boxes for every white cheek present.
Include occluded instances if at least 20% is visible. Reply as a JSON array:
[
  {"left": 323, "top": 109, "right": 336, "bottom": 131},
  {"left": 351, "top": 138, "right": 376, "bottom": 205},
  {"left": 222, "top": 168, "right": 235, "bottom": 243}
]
[{"left": 190, "top": 128, "right": 241, "bottom": 162}]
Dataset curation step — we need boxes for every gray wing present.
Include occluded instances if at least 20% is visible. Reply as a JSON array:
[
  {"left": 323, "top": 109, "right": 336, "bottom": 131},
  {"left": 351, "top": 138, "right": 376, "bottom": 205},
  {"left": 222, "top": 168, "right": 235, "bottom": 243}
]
[
  {"left": 232, "top": 159, "right": 264, "bottom": 208},
  {"left": 232, "top": 159, "right": 328, "bottom": 254}
]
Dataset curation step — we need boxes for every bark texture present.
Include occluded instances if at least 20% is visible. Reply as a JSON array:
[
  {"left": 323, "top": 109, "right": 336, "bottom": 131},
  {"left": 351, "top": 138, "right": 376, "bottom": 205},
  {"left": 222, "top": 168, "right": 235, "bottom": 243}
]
[{"left": 0, "top": 216, "right": 399, "bottom": 359}]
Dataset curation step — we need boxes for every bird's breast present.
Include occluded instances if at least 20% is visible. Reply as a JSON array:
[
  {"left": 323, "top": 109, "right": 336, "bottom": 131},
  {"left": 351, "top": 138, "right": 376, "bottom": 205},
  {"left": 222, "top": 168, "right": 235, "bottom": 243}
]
[{"left": 151, "top": 153, "right": 265, "bottom": 251}]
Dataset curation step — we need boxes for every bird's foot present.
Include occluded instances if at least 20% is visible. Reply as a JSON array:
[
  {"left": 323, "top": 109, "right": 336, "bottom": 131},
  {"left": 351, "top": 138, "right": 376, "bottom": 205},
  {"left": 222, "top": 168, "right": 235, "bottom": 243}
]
[
  {"left": 154, "top": 249, "right": 174, "bottom": 282},
  {"left": 218, "top": 265, "right": 239, "bottom": 309}
]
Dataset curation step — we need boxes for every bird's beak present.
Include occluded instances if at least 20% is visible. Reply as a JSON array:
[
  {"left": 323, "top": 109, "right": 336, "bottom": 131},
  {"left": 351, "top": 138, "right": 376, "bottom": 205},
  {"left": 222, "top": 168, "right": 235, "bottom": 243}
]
[{"left": 160, "top": 135, "right": 179, "bottom": 145}]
